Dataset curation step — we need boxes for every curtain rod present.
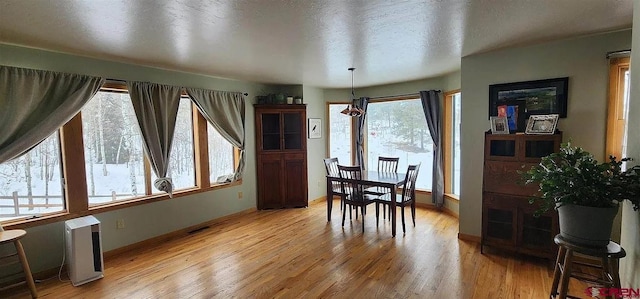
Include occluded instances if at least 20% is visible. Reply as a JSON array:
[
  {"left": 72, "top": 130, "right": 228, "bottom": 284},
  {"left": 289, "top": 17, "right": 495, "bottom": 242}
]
[
  {"left": 105, "top": 78, "right": 248, "bottom": 96},
  {"left": 367, "top": 90, "right": 441, "bottom": 100},
  {"left": 606, "top": 49, "right": 631, "bottom": 58}
]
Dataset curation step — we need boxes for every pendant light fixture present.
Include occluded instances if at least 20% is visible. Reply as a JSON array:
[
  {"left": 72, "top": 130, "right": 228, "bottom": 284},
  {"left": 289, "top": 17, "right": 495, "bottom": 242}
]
[{"left": 340, "top": 67, "right": 365, "bottom": 117}]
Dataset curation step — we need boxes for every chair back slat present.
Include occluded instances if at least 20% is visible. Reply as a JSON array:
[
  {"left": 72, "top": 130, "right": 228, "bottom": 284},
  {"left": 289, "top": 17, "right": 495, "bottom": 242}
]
[
  {"left": 378, "top": 156, "right": 399, "bottom": 173},
  {"left": 324, "top": 157, "right": 342, "bottom": 191},
  {"left": 323, "top": 157, "right": 339, "bottom": 176},
  {"left": 401, "top": 164, "right": 421, "bottom": 202},
  {"left": 337, "top": 165, "right": 364, "bottom": 197}
]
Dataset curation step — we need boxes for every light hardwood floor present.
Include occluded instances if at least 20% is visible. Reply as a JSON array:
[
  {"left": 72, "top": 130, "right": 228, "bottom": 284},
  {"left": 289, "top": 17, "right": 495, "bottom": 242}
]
[{"left": 5, "top": 199, "right": 588, "bottom": 299}]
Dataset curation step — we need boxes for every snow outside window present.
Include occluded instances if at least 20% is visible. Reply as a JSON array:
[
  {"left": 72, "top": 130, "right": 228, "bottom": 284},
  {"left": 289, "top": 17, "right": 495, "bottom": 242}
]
[
  {"left": 83, "top": 91, "right": 147, "bottom": 205},
  {"left": 208, "top": 123, "right": 234, "bottom": 183},
  {"left": 366, "top": 99, "right": 433, "bottom": 190},
  {"left": 328, "top": 104, "right": 353, "bottom": 165},
  {"left": 151, "top": 97, "right": 196, "bottom": 194},
  {"left": 452, "top": 92, "right": 461, "bottom": 196},
  {"left": 0, "top": 133, "right": 64, "bottom": 222}
]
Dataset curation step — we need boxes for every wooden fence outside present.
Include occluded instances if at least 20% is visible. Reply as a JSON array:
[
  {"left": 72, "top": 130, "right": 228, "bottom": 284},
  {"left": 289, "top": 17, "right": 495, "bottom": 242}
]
[{"left": 0, "top": 191, "right": 128, "bottom": 217}]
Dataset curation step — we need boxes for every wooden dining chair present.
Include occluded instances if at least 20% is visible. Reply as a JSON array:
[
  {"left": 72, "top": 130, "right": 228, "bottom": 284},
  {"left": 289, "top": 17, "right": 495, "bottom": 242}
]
[
  {"left": 375, "top": 163, "right": 421, "bottom": 233},
  {"left": 324, "top": 157, "right": 347, "bottom": 211},
  {"left": 338, "top": 165, "right": 377, "bottom": 233},
  {"left": 378, "top": 156, "right": 399, "bottom": 173},
  {"left": 367, "top": 156, "right": 400, "bottom": 219}
]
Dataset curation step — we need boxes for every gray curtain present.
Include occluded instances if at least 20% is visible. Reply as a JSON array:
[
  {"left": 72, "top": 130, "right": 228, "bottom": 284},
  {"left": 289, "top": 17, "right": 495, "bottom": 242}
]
[
  {"left": 420, "top": 90, "right": 444, "bottom": 208},
  {"left": 127, "top": 81, "right": 182, "bottom": 196},
  {"left": 0, "top": 66, "right": 104, "bottom": 163},
  {"left": 355, "top": 97, "right": 369, "bottom": 170},
  {"left": 185, "top": 88, "right": 246, "bottom": 181}
]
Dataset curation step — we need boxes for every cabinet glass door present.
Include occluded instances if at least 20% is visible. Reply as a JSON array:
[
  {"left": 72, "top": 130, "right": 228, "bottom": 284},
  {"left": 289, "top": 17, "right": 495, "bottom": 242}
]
[
  {"left": 262, "top": 113, "right": 281, "bottom": 150},
  {"left": 283, "top": 113, "right": 302, "bottom": 149},
  {"left": 486, "top": 208, "right": 514, "bottom": 242}
]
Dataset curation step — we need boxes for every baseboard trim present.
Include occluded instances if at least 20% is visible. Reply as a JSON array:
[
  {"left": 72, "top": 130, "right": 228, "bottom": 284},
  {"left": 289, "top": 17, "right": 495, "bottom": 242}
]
[
  {"left": 415, "top": 202, "right": 458, "bottom": 218},
  {"left": 104, "top": 207, "right": 256, "bottom": 259},
  {"left": 458, "top": 233, "right": 481, "bottom": 243},
  {"left": 309, "top": 196, "right": 327, "bottom": 204}
]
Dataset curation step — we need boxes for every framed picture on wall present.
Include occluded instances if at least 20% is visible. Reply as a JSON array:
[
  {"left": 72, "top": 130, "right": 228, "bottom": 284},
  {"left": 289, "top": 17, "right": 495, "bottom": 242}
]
[
  {"left": 308, "top": 118, "right": 321, "bottom": 139},
  {"left": 489, "top": 77, "right": 568, "bottom": 132}
]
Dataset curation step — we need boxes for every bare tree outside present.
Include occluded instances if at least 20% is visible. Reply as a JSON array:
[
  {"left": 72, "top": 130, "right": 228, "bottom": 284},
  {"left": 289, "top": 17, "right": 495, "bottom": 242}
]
[
  {"left": 0, "top": 133, "right": 63, "bottom": 221},
  {"left": 82, "top": 91, "right": 146, "bottom": 205}
]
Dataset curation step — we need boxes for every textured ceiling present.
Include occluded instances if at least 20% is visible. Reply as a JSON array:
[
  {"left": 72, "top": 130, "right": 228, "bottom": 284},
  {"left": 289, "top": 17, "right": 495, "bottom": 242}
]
[{"left": 0, "top": 0, "right": 633, "bottom": 88}]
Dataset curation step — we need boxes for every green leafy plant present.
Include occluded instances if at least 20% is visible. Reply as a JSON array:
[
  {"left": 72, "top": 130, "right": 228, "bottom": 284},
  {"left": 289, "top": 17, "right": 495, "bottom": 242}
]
[{"left": 521, "top": 142, "right": 640, "bottom": 215}]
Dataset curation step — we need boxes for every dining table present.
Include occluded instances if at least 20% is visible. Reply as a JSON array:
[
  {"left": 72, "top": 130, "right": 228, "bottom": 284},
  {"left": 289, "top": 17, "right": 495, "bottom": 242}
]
[{"left": 326, "top": 170, "right": 406, "bottom": 237}]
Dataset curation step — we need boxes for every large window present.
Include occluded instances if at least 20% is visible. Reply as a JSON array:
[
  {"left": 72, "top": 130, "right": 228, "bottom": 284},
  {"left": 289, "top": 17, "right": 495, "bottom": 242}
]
[
  {"left": 82, "top": 91, "right": 147, "bottom": 205},
  {"left": 366, "top": 98, "right": 433, "bottom": 190},
  {"left": 328, "top": 91, "right": 461, "bottom": 195},
  {"left": 1, "top": 81, "right": 241, "bottom": 225},
  {"left": 606, "top": 57, "right": 631, "bottom": 171},
  {"left": 0, "top": 133, "right": 64, "bottom": 221},
  {"left": 452, "top": 92, "right": 461, "bottom": 195},
  {"left": 328, "top": 104, "right": 353, "bottom": 164}
]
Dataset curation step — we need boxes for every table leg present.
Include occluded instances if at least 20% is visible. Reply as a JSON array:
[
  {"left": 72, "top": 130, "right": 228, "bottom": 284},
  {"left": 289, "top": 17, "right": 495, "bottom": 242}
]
[
  {"left": 391, "top": 186, "right": 397, "bottom": 237},
  {"left": 326, "top": 179, "right": 333, "bottom": 222}
]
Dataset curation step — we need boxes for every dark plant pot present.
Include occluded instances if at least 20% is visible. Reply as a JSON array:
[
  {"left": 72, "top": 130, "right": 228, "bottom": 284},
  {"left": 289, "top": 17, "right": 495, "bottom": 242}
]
[{"left": 557, "top": 204, "right": 618, "bottom": 247}]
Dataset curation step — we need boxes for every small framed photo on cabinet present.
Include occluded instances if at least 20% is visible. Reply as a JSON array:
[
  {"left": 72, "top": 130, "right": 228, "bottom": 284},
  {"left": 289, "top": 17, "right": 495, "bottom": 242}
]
[
  {"left": 490, "top": 116, "right": 509, "bottom": 134},
  {"left": 525, "top": 114, "right": 559, "bottom": 134},
  {"left": 308, "top": 118, "right": 321, "bottom": 139}
]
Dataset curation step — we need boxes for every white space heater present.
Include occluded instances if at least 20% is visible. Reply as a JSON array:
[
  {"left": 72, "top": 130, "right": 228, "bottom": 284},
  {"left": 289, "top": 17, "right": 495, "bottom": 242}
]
[{"left": 65, "top": 215, "right": 104, "bottom": 286}]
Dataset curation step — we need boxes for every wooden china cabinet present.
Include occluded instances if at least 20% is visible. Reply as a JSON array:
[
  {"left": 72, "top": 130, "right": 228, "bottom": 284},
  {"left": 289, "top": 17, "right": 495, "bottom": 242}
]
[
  {"left": 481, "top": 131, "right": 562, "bottom": 260},
  {"left": 254, "top": 104, "right": 308, "bottom": 209}
]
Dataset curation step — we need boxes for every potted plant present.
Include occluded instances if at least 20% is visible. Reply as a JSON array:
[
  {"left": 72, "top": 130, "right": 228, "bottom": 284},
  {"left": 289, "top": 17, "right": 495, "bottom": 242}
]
[{"left": 521, "top": 142, "right": 640, "bottom": 246}]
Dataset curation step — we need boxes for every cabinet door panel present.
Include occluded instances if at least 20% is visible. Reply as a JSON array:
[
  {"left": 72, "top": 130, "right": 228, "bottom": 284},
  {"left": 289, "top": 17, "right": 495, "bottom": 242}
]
[
  {"left": 259, "top": 156, "right": 284, "bottom": 209},
  {"left": 483, "top": 161, "right": 539, "bottom": 196},
  {"left": 482, "top": 194, "right": 518, "bottom": 246},
  {"left": 283, "top": 113, "right": 303, "bottom": 150},
  {"left": 518, "top": 202, "right": 558, "bottom": 252},
  {"left": 261, "top": 113, "right": 282, "bottom": 150},
  {"left": 284, "top": 154, "right": 307, "bottom": 207}
]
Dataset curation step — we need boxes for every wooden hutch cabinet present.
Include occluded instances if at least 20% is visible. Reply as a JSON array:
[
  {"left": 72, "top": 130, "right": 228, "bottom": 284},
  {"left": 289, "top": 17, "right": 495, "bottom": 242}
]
[
  {"left": 481, "top": 131, "right": 562, "bottom": 259},
  {"left": 254, "top": 104, "right": 308, "bottom": 209}
]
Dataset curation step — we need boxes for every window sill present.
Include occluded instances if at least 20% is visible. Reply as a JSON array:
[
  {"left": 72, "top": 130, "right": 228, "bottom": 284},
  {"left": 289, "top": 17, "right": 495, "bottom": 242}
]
[
  {"left": 1, "top": 179, "right": 242, "bottom": 230},
  {"left": 445, "top": 193, "right": 460, "bottom": 201}
]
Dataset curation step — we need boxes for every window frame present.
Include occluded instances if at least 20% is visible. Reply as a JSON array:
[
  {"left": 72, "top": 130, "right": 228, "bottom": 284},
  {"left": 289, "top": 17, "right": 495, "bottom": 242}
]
[
  {"left": 444, "top": 90, "right": 461, "bottom": 200},
  {"left": 366, "top": 94, "right": 432, "bottom": 191},
  {"left": 605, "top": 57, "right": 630, "bottom": 162},
  {"left": 327, "top": 91, "right": 461, "bottom": 200},
  {"left": 2, "top": 82, "right": 241, "bottom": 229},
  {"left": 326, "top": 102, "right": 356, "bottom": 165}
]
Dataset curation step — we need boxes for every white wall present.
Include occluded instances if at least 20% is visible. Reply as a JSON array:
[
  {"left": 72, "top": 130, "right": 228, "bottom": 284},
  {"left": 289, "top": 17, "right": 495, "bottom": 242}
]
[
  {"left": 619, "top": 1, "right": 640, "bottom": 288},
  {"left": 303, "top": 85, "right": 327, "bottom": 201},
  {"left": 459, "top": 30, "right": 633, "bottom": 237},
  {"left": 0, "top": 44, "right": 286, "bottom": 273}
]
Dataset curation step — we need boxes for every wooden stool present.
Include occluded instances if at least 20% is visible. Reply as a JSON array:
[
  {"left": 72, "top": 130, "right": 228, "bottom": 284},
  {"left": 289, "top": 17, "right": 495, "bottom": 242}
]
[
  {"left": 550, "top": 234, "right": 625, "bottom": 299},
  {"left": 0, "top": 229, "right": 38, "bottom": 298}
]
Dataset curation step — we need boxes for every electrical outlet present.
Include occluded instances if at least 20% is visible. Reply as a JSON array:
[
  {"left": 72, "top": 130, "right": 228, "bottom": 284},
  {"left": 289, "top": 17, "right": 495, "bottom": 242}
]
[
  {"left": 238, "top": 191, "right": 243, "bottom": 199},
  {"left": 116, "top": 219, "right": 125, "bottom": 229}
]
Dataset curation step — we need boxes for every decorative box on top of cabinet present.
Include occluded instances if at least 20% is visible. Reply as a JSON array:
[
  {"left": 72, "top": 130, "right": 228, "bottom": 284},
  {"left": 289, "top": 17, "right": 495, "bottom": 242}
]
[
  {"left": 254, "top": 104, "right": 308, "bottom": 209},
  {"left": 481, "top": 131, "right": 562, "bottom": 260}
]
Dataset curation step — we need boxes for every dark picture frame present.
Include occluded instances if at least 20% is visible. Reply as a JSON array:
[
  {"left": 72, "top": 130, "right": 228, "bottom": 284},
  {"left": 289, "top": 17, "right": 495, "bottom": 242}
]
[{"left": 489, "top": 77, "right": 568, "bottom": 132}]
